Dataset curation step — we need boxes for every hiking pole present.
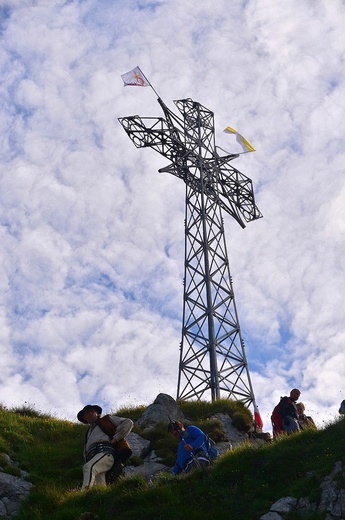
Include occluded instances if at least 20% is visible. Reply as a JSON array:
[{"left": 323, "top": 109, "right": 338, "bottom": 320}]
[
  {"left": 182, "top": 437, "right": 201, "bottom": 469},
  {"left": 190, "top": 452, "right": 201, "bottom": 468}
]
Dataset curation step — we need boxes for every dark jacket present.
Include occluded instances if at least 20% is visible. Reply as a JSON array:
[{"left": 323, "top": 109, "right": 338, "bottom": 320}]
[{"left": 278, "top": 396, "right": 298, "bottom": 420}]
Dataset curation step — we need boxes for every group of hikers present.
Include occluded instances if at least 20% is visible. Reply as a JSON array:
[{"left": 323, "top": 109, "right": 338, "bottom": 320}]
[
  {"left": 77, "top": 389, "right": 343, "bottom": 490},
  {"left": 270, "top": 388, "right": 316, "bottom": 438},
  {"left": 77, "top": 404, "right": 218, "bottom": 489}
]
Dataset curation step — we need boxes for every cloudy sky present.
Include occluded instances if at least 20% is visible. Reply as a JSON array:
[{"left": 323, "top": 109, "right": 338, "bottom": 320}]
[{"left": 1, "top": 0, "right": 345, "bottom": 430}]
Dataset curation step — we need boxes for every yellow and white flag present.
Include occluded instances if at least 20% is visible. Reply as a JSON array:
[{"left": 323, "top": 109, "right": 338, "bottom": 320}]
[
  {"left": 121, "top": 66, "right": 150, "bottom": 87},
  {"left": 223, "top": 126, "right": 256, "bottom": 153}
]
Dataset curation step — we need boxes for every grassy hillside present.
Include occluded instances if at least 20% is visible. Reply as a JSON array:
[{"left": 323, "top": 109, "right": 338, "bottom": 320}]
[{"left": 1, "top": 403, "right": 344, "bottom": 520}]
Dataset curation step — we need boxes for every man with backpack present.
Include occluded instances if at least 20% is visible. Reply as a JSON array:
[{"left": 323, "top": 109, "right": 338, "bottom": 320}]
[
  {"left": 167, "top": 420, "right": 218, "bottom": 475},
  {"left": 271, "top": 388, "right": 301, "bottom": 438},
  {"left": 77, "top": 404, "right": 133, "bottom": 488}
]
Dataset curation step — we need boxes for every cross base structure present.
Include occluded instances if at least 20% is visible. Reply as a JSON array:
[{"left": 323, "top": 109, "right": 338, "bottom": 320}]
[{"left": 119, "top": 96, "right": 262, "bottom": 406}]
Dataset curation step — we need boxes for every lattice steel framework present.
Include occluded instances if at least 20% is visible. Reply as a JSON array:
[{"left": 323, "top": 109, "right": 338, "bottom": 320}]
[{"left": 119, "top": 97, "right": 262, "bottom": 405}]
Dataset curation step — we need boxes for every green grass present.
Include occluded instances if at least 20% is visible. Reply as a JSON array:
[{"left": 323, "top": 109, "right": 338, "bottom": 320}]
[
  {"left": 0, "top": 403, "right": 344, "bottom": 519},
  {"left": 179, "top": 397, "right": 254, "bottom": 432}
]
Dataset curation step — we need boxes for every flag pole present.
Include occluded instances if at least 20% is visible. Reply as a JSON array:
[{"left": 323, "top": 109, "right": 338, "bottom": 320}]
[{"left": 137, "top": 66, "right": 160, "bottom": 98}]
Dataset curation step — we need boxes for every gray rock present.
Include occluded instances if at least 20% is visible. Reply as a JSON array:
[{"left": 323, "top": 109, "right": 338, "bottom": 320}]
[
  {"left": 259, "top": 512, "right": 283, "bottom": 520},
  {"left": 136, "top": 393, "right": 185, "bottom": 429},
  {"left": 0, "top": 501, "right": 7, "bottom": 516},
  {"left": 270, "top": 496, "right": 297, "bottom": 513},
  {"left": 126, "top": 432, "right": 151, "bottom": 458},
  {"left": 125, "top": 461, "right": 168, "bottom": 481},
  {"left": 144, "top": 450, "right": 163, "bottom": 462},
  {"left": 214, "top": 441, "right": 232, "bottom": 456},
  {"left": 336, "top": 489, "right": 345, "bottom": 517},
  {"left": 210, "top": 413, "right": 248, "bottom": 446},
  {"left": 0, "top": 471, "right": 33, "bottom": 518},
  {"left": 0, "top": 454, "right": 11, "bottom": 465},
  {"left": 318, "top": 460, "right": 343, "bottom": 514},
  {"left": 296, "top": 497, "right": 317, "bottom": 512},
  {"left": 261, "top": 461, "right": 345, "bottom": 519}
]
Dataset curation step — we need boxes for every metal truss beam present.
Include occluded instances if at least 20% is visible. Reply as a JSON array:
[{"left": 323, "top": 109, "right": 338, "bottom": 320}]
[{"left": 119, "top": 97, "right": 262, "bottom": 405}]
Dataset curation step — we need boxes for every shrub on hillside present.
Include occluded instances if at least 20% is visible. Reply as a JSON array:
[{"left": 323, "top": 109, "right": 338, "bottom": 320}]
[{"left": 231, "top": 409, "right": 253, "bottom": 432}]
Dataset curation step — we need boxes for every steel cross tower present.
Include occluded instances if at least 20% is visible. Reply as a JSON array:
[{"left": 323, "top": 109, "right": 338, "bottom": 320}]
[{"left": 119, "top": 97, "right": 262, "bottom": 405}]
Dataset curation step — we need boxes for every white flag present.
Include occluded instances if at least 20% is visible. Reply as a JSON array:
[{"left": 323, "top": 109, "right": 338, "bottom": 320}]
[
  {"left": 223, "top": 126, "right": 256, "bottom": 153},
  {"left": 121, "top": 66, "right": 150, "bottom": 87}
]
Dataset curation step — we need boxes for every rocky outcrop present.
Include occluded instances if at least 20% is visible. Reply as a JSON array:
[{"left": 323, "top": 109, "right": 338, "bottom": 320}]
[
  {"left": 318, "top": 460, "right": 345, "bottom": 517},
  {"left": 210, "top": 412, "right": 247, "bottom": 448},
  {"left": 123, "top": 434, "right": 168, "bottom": 480},
  {"left": 125, "top": 450, "right": 168, "bottom": 481},
  {"left": 11, "top": 393, "right": 344, "bottom": 519},
  {"left": 124, "top": 395, "right": 248, "bottom": 481},
  {"left": 0, "top": 454, "right": 33, "bottom": 519},
  {"left": 136, "top": 393, "right": 186, "bottom": 430},
  {"left": 125, "top": 395, "right": 345, "bottom": 519},
  {"left": 126, "top": 432, "right": 151, "bottom": 459},
  {"left": 260, "top": 461, "right": 345, "bottom": 519}
]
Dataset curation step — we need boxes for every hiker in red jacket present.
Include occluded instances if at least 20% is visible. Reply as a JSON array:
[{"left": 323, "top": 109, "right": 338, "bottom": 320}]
[
  {"left": 271, "top": 388, "right": 301, "bottom": 438},
  {"left": 77, "top": 404, "right": 133, "bottom": 489}
]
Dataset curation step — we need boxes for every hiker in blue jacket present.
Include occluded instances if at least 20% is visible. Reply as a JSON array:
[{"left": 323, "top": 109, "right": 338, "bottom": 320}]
[{"left": 167, "top": 420, "right": 210, "bottom": 475}]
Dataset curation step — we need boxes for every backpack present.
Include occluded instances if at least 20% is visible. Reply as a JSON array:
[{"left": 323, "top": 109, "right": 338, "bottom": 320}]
[
  {"left": 183, "top": 428, "right": 218, "bottom": 461},
  {"left": 339, "top": 400, "right": 345, "bottom": 415},
  {"left": 271, "top": 401, "right": 284, "bottom": 431},
  {"left": 184, "top": 433, "right": 218, "bottom": 473},
  {"left": 184, "top": 453, "right": 211, "bottom": 473},
  {"left": 96, "top": 415, "right": 118, "bottom": 437},
  {"left": 96, "top": 415, "right": 132, "bottom": 460},
  {"left": 205, "top": 435, "right": 219, "bottom": 461}
]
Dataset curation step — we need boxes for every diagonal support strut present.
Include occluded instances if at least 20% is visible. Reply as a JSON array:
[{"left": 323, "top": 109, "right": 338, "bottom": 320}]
[{"left": 119, "top": 97, "right": 262, "bottom": 406}]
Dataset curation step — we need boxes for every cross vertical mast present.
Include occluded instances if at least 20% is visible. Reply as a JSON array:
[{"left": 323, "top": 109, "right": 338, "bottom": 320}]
[{"left": 119, "top": 95, "right": 262, "bottom": 405}]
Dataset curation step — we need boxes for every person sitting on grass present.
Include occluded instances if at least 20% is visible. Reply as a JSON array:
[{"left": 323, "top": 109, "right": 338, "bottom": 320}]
[
  {"left": 167, "top": 420, "right": 211, "bottom": 475},
  {"left": 296, "top": 402, "right": 316, "bottom": 430}
]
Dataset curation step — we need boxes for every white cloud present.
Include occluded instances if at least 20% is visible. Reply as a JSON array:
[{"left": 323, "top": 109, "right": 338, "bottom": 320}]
[{"left": 0, "top": 0, "right": 345, "bottom": 432}]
